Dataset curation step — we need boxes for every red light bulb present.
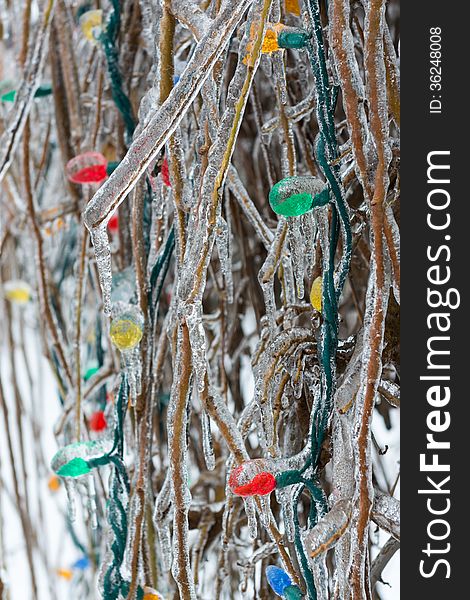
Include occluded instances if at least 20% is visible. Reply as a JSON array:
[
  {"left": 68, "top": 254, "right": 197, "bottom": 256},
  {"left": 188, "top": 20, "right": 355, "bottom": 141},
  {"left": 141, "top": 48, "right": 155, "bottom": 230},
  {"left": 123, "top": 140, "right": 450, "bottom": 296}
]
[
  {"left": 66, "top": 152, "right": 108, "bottom": 184},
  {"left": 89, "top": 410, "right": 107, "bottom": 432},
  {"left": 161, "top": 157, "right": 171, "bottom": 187},
  {"left": 229, "top": 460, "right": 277, "bottom": 497},
  {"left": 108, "top": 212, "right": 119, "bottom": 234}
]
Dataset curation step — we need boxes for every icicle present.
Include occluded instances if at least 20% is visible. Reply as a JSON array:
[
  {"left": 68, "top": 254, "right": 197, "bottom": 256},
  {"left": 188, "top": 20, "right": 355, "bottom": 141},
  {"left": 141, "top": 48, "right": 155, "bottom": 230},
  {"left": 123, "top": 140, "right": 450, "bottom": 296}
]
[
  {"left": 280, "top": 253, "right": 296, "bottom": 306},
  {"left": 258, "top": 494, "right": 271, "bottom": 528},
  {"left": 215, "top": 216, "right": 234, "bottom": 304},
  {"left": 288, "top": 219, "right": 305, "bottom": 299},
  {"left": 89, "top": 224, "right": 113, "bottom": 315},
  {"left": 244, "top": 497, "right": 257, "bottom": 539},
  {"left": 184, "top": 303, "right": 207, "bottom": 394},
  {"left": 201, "top": 409, "right": 216, "bottom": 471},
  {"left": 311, "top": 555, "right": 329, "bottom": 600},
  {"left": 64, "top": 478, "right": 77, "bottom": 523},
  {"left": 260, "top": 278, "right": 277, "bottom": 334},
  {"left": 385, "top": 204, "right": 400, "bottom": 304},
  {"left": 123, "top": 346, "right": 142, "bottom": 405},
  {"left": 272, "top": 53, "right": 288, "bottom": 106},
  {"left": 85, "top": 474, "right": 98, "bottom": 530},
  {"left": 153, "top": 474, "right": 173, "bottom": 572},
  {"left": 275, "top": 486, "right": 296, "bottom": 542}
]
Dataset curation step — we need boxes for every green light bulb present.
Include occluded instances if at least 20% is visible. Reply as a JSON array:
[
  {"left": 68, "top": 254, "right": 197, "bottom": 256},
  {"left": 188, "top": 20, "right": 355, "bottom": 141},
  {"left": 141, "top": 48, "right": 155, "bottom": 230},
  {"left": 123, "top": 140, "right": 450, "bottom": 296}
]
[
  {"left": 51, "top": 439, "right": 112, "bottom": 478},
  {"left": 277, "top": 27, "right": 310, "bottom": 49},
  {"left": 1, "top": 84, "right": 52, "bottom": 103},
  {"left": 269, "top": 176, "right": 329, "bottom": 217},
  {"left": 284, "top": 585, "right": 303, "bottom": 600},
  {"left": 57, "top": 457, "right": 91, "bottom": 477}
]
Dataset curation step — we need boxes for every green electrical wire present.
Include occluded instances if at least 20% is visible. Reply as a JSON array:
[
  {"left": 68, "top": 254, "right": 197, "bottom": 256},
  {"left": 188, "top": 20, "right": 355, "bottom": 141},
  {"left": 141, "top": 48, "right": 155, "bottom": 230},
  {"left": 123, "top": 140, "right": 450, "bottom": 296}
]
[
  {"left": 270, "top": 2, "right": 353, "bottom": 598},
  {"left": 292, "top": 484, "right": 317, "bottom": 599},
  {"left": 85, "top": 375, "right": 143, "bottom": 600},
  {"left": 149, "top": 226, "right": 175, "bottom": 320},
  {"left": 99, "top": 0, "right": 135, "bottom": 140}
]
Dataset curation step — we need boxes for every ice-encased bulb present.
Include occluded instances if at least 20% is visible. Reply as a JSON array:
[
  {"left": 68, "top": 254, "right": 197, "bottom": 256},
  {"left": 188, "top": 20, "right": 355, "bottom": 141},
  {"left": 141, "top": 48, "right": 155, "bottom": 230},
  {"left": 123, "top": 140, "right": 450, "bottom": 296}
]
[
  {"left": 110, "top": 306, "right": 144, "bottom": 351},
  {"left": 277, "top": 27, "right": 310, "bottom": 49},
  {"left": 66, "top": 152, "right": 108, "bottom": 184},
  {"left": 269, "top": 176, "right": 329, "bottom": 217},
  {"left": 266, "top": 565, "right": 292, "bottom": 596},
  {"left": 310, "top": 276, "right": 322, "bottom": 311},
  {"left": 4, "top": 279, "right": 32, "bottom": 305},
  {"left": 79, "top": 9, "right": 103, "bottom": 43},
  {"left": 228, "top": 459, "right": 276, "bottom": 497},
  {"left": 51, "top": 439, "right": 112, "bottom": 478}
]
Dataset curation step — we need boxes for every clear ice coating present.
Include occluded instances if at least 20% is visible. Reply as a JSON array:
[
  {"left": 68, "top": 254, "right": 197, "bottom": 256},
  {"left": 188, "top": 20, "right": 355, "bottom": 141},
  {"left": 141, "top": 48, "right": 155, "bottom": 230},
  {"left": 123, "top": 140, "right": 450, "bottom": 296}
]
[
  {"left": 110, "top": 267, "right": 137, "bottom": 305},
  {"left": 303, "top": 499, "right": 351, "bottom": 559}
]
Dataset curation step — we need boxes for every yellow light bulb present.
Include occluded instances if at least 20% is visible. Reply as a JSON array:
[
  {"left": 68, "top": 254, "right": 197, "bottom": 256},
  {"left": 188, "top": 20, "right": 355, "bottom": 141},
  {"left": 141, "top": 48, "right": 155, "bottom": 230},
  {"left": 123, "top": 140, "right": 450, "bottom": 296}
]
[
  {"left": 56, "top": 568, "right": 73, "bottom": 581},
  {"left": 243, "top": 23, "right": 286, "bottom": 65},
  {"left": 79, "top": 10, "right": 103, "bottom": 44},
  {"left": 48, "top": 474, "right": 61, "bottom": 492},
  {"left": 285, "top": 0, "right": 301, "bottom": 16},
  {"left": 4, "top": 280, "right": 31, "bottom": 305},
  {"left": 262, "top": 28, "right": 280, "bottom": 53},
  {"left": 110, "top": 309, "right": 144, "bottom": 351},
  {"left": 310, "top": 276, "right": 322, "bottom": 312}
]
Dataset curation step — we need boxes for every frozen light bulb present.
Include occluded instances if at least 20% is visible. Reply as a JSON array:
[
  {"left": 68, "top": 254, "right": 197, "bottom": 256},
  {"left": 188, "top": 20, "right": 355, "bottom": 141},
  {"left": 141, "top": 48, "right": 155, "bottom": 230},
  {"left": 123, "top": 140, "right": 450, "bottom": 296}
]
[
  {"left": 84, "top": 365, "right": 99, "bottom": 381},
  {"left": 4, "top": 280, "right": 32, "bottom": 305},
  {"left": 110, "top": 307, "right": 144, "bottom": 351},
  {"left": 48, "top": 474, "right": 61, "bottom": 492},
  {"left": 72, "top": 556, "right": 90, "bottom": 570},
  {"left": 277, "top": 27, "right": 310, "bottom": 50},
  {"left": 79, "top": 9, "right": 103, "bottom": 43},
  {"left": 51, "top": 439, "right": 112, "bottom": 478},
  {"left": 285, "top": 0, "right": 301, "bottom": 16},
  {"left": 89, "top": 410, "right": 107, "bottom": 432},
  {"left": 266, "top": 565, "right": 292, "bottom": 596},
  {"left": 283, "top": 585, "right": 303, "bottom": 600},
  {"left": 269, "top": 176, "right": 329, "bottom": 217},
  {"left": 56, "top": 568, "right": 73, "bottom": 580},
  {"left": 1, "top": 84, "right": 52, "bottom": 102},
  {"left": 161, "top": 157, "right": 171, "bottom": 187},
  {"left": 66, "top": 152, "right": 108, "bottom": 184},
  {"left": 108, "top": 212, "right": 119, "bottom": 234},
  {"left": 310, "top": 276, "right": 322, "bottom": 312},
  {"left": 228, "top": 459, "right": 276, "bottom": 497}
]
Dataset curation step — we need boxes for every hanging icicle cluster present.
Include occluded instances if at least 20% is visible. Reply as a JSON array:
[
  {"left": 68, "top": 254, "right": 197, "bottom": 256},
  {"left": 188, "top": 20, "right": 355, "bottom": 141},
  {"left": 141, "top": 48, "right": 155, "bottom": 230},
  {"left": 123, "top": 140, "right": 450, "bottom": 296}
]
[{"left": 0, "top": 0, "right": 400, "bottom": 598}]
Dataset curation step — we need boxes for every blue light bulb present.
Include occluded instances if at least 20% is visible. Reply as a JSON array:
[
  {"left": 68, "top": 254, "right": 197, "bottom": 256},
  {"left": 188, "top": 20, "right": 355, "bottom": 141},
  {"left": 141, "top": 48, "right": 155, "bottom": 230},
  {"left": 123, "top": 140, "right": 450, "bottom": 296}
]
[
  {"left": 266, "top": 565, "right": 292, "bottom": 596},
  {"left": 73, "top": 556, "right": 90, "bottom": 570}
]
